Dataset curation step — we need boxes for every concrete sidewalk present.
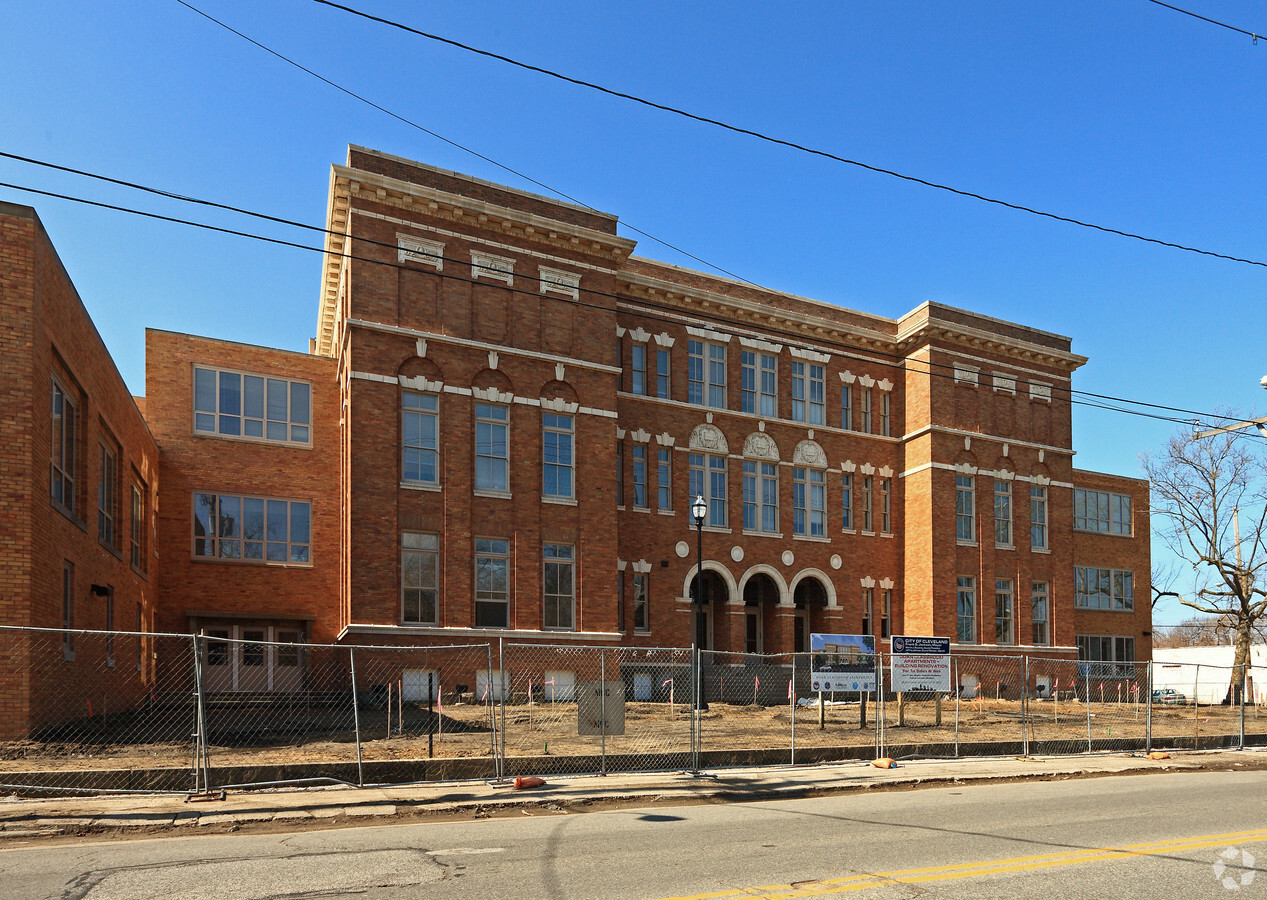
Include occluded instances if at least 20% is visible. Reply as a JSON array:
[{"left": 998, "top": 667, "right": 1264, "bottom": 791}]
[{"left": 0, "top": 750, "right": 1249, "bottom": 841}]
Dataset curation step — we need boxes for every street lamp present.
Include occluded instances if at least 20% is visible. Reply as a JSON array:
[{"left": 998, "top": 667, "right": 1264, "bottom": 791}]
[{"left": 691, "top": 494, "right": 708, "bottom": 711}]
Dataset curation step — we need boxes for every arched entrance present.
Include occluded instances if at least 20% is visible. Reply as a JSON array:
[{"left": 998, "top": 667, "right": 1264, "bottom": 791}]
[
  {"left": 688, "top": 570, "right": 728, "bottom": 650},
  {"left": 742, "top": 572, "right": 781, "bottom": 655},
  {"left": 792, "top": 576, "right": 830, "bottom": 654}
]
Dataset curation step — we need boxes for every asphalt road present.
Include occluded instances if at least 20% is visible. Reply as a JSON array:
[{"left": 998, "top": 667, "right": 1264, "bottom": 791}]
[{"left": 2, "top": 770, "right": 1265, "bottom": 899}]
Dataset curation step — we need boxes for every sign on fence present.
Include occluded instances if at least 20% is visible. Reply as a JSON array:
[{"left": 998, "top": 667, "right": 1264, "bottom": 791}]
[
  {"left": 810, "top": 633, "right": 876, "bottom": 693},
  {"left": 577, "top": 681, "right": 625, "bottom": 735},
  {"left": 890, "top": 636, "right": 951, "bottom": 692}
]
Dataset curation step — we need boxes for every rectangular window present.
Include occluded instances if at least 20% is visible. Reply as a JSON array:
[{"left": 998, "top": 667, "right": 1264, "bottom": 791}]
[
  {"left": 402, "top": 532, "right": 439, "bottom": 624},
  {"left": 98, "top": 441, "right": 118, "bottom": 549},
  {"left": 62, "top": 561, "right": 74, "bottom": 659},
  {"left": 632, "top": 444, "right": 648, "bottom": 509},
  {"left": 841, "top": 473, "right": 853, "bottom": 530},
  {"left": 741, "top": 351, "right": 756, "bottom": 413},
  {"left": 881, "top": 589, "right": 892, "bottom": 639},
  {"left": 475, "top": 538, "right": 510, "bottom": 627},
  {"left": 741, "top": 351, "right": 777, "bottom": 416},
  {"left": 1030, "top": 486, "right": 1048, "bottom": 550},
  {"left": 808, "top": 365, "right": 825, "bottom": 424},
  {"left": 791, "top": 362, "right": 823, "bottom": 423},
  {"left": 860, "top": 475, "right": 873, "bottom": 533},
  {"left": 1032, "top": 582, "right": 1050, "bottom": 646},
  {"left": 543, "top": 544, "right": 575, "bottom": 630},
  {"left": 542, "top": 413, "right": 574, "bottom": 499},
  {"left": 633, "top": 573, "right": 649, "bottom": 632},
  {"left": 192, "top": 493, "right": 311, "bottom": 564},
  {"left": 689, "top": 453, "right": 727, "bottom": 527},
  {"left": 402, "top": 392, "right": 439, "bottom": 485},
  {"left": 657, "top": 448, "right": 672, "bottom": 511},
  {"left": 631, "top": 343, "right": 647, "bottom": 395},
  {"left": 881, "top": 478, "right": 892, "bottom": 535},
  {"left": 994, "top": 480, "right": 1012, "bottom": 547},
  {"left": 656, "top": 348, "right": 670, "bottom": 399},
  {"left": 688, "top": 340, "right": 704, "bottom": 405},
  {"left": 841, "top": 384, "right": 853, "bottom": 431},
  {"left": 708, "top": 343, "right": 727, "bottom": 408},
  {"left": 793, "top": 467, "right": 826, "bottom": 537},
  {"left": 1073, "top": 488, "right": 1132, "bottom": 535},
  {"left": 193, "top": 366, "right": 311, "bottom": 444},
  {"left": 743, "top": 461, "right": 779, "bottom": 533},
  {"left": 130, "top": 480, "right": 146, "bottom": 572},
  {"left": 995, "top": 579, "right": 1014, "bottom": 645},
  {"left": 1074, "top": 566, "right": 1134, "bottom": 611},
  {"left": 474, "top": 403, "right": 509, "bottom": 493},
  {"left": 880, "top": 393, "right": 892, "bottom": 437},
  {"left": 957, "top": 576, "right": 976, "bottom": 644},
  {"left": 861, "top": 389, "right": 873, "bottom": 433},
  {"left": 1077, "top": 634, "right": 1136, "bottom": 678},
  {"left": 955, "top": 475, "right": 975, "bottom": 542},
  {"left": 862, "top": 588, "right": 873, "bottom": 635},
  {"left": 51, "top": 378, "right": 77, "bottom": 513}
]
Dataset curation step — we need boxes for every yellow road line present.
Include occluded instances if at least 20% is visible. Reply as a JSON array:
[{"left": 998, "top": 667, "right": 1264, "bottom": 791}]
[{"left": 661, "top": 827, "right": 1267, "bottom": 900}]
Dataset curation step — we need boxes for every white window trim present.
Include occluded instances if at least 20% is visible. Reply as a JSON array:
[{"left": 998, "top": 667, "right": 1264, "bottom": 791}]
[{"left": 192, "top": 365, "right": 314, "bottom": 449}]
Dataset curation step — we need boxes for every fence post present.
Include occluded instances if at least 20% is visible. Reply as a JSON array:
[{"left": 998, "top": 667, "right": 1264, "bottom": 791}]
[
  {"left": 191, "top": 632, "right": 209, "bottom": 793},
  {"left": 1240, "top": 664, "right": 1247, "bottom": 751},
  {"left": 1194, "top": 663, "right": 1201, "bottom": 749},
  {"left": 486, "top": 644, "right": 498, "bottom": 779},
  {"left": 691, "top": 643, "right": 700, "bottom": 773},
  {"left": 1146, "top": 661, "right": 1153, "bottom": 752},
  {"left": 499, "top": 639, "right": 507, "bottom": 780},
  {"left": 790, "top": 653, "right": 796, "bottom": 766},
  {"left": 1085, "top": 665, "right": 1092, "bottom": 753},
  {"left": 1022, "top": 655, "right": 1029, "bottom": 758},
  {"left": 348, "top": 647, "right": 363, "bottom": 787},
  {"left": 600, "top": 647, "right": 607, "bottom": 776},
  {"left": 953, "top": 656, "right": 960, "bottom": 758},
  {"left": 428, "top": 671, "right": 435, "bottom": 760}
]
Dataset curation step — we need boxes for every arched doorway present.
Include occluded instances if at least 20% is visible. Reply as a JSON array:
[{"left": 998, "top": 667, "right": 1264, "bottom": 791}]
[
  {"left": 742, "top": 572, "right": 780, "bottom": 655},
  {"left": 793, "top": 576, "right": 829, "bottom": 654},
  {"left": 688, "top": 570, "right": 728, "bottom": 650}
]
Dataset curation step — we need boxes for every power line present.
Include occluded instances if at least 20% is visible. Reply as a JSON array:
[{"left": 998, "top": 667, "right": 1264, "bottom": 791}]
[
  {"left": 1145, "top": 0, "right": 1263, "bottom": 43},
  {"left": 172, "top": 0, "right": 756, "bottom": 286},
  {"left": 306, "top": 0, "right": 1267, "bottom": 271}
]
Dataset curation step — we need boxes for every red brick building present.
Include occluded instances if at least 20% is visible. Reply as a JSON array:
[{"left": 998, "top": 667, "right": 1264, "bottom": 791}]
[{"left": 0, "top": 147, "right": 1152, "bottom": 719}]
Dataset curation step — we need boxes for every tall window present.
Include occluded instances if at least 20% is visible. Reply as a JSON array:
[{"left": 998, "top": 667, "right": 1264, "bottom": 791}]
[
  {"left": 655, "top": 348, "right": 670, "bottom": 399},
  {"left": 475, "top": 538, "right": 510, "bottom": 627},
  {"left": 1032, "top": 582, "right": 1049, "bottom": 646},
  {"left": 688, "top": 340, "right": 726, "bottom": 408},
  {"left": 98, "top": 441, "right": 118, "bottom": 549},
  {"left": 631, "top": 343, "right": 647, "bottom": 395},
  {"left": 402, "top": 532, "right": 439, "bottom": 625},
  {"left": 793, "top": 467, "right": 826, "bottom": 537},
  {"left": 841, "top": 473, "right": 853, "bottom": 530},
  {"left": 881, "top": 589, "right": 892, "bottom": 639},
  {"left": 51, "top": 378, "right": 76, "bottom": 513},
  {"left": 995, "top": 579, "right": 1014, "bottom": 645},
  {"left": 862, "top": 588, "right": 873, "bottom": 635},
  {"left": 1073, "top": 488, "right": 1132, "bottom": 535},
  {"left": 657, "top": 448, "right": 672, "bottom": 511},
  {"left": 632, "top": 444, "right": 648, "bottom": 509},
  {"left": 994, "top": 480, "right": 1012, "bottom": 547},
  {"left": 475, "top": 403, "right": 509, "bottom": 493},
  {"left": 1074, "top": 567, "right": 1134, "bottom": 611},
  {"left": 880, "top": 478, "right": 892, "bottom": 534},
  {"left": 1077, "top": 635, "right": 1136, "bottom": 678},
  {"left": 957, "top": 576, "right": 976, "bottom": 644},
  {"left": 543, "top": 544, "right": 575, "bottom": 630},
  {"left": 193, "top": 366, "right": 311, "bottom": 444},
  {"left": 633, "top": 573, "right": 649, "bottom": 632},
  {"left": 841, "top": 385, "right": 853, "bottom": 431},
  {"left": 62, "top": 561, "right": 74, "bottom": 659},
  {"left": 955, "top": 475, "right": 975, "bottom": 542},
  {"left": 130, "top": 480, "right": 146, "bottom": 572},
  {"left": 741, "top": 351, "right": 776, "bottom": 416},
  {"left": 743, "top": 461, "right": 779, "bottom": 533},
  {"left": 861, "top": 389, "right": 873, "bottom": 433},
  {"left": 1030, "top": 486, "right": 1048, "bottom": 550},
  {"left": 689, "top": 453, "right": 727, "bottom": 527},
  {"left": 402, "top": 392, "right": 439, "bottom": 485},
  {"left": 790, "top": 362, "right": 824, "bottom": 423},
  {"left": 860, "top": 475, "right": 873, "bottom": 533},
  {"left": 542, "top": 413, "right": 574, "bottom": 499},
  {"left": 192, "top": 493, "right": 311, "bottom": 564},
  {"left": 880, "top": 393, "right": 892, "bottom": 437}
]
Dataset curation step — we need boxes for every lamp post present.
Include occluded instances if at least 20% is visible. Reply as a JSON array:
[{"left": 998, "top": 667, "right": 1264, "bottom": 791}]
[{"left": 691, "top": 494, "right": 708, "bottom": 711}]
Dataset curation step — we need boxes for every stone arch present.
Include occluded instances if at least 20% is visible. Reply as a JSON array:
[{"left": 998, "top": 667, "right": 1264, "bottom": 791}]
[
  {"left": 539, "top": 379, "right": 579, "bottom": 405},
  {"left": 737, "top": 564, "right": 789, "bottom": 605},
  {"left": 397, "top": 355, "right": 443, "bottom": 383},
  {"left": 788, "top": 568, "right": 839, "bottom": 608},
  {"left": 680, "top": 560, "right": 738, "bottom": 605},
  {"left": 792, "top": 439, "right": 828, "bottom": 468},
  {"left": 471, "top": 368, "right": 513, "bottom": 400},
  {"left": 688, "top": 423, "right": 728, "bottom": 454},
  {"left": 742, "top": 431, "right": 780, "bottom": 462}
]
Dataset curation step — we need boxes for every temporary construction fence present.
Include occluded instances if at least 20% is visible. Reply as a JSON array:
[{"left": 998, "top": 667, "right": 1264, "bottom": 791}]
[{"left": 1, "top": 625, "right": 1265, "bottom": 796}]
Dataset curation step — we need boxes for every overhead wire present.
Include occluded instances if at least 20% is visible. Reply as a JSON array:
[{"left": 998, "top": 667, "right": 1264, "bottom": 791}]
[
  {"left": 304, "top": 0, "right": 1267, "bottom": 271},
  {"left": 1, "top": 162, "right": 1259, "bottom": 443},
  {"left": 1144, "top": 0, "right": 1264, "bottom": 43},
  {"left": 172, "top": 0, "right": 756, "bottom": 286}
]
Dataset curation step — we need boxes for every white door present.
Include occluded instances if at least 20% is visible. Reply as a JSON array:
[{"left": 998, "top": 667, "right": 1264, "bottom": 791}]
[
  {"left": 633, "top": 672, "right": 652, "bottom": 701},
  {"left": 402, "top": 668, "right": 440, "bottom": 702}
]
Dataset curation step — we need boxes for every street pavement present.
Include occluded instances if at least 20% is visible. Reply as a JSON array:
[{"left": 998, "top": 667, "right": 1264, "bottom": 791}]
[{"left": 0, "top": 749, "right": 1257, "bottom": 842}]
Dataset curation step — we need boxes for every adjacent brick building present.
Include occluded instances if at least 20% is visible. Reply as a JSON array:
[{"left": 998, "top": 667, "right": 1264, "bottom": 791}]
[{"left": 0, "top": 147, "right": 1152, "bottom": 722}]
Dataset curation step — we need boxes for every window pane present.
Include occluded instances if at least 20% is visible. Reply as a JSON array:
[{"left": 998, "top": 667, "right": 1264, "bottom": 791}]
[
  {"left": 194, "top": 369, "right": 216, "bottom": 415},
  {"left": 290, "top": 382, "right": 310, "bottom": 425},
  {"left": 243, "top": 376, "right": 265, "bottom": 419}
]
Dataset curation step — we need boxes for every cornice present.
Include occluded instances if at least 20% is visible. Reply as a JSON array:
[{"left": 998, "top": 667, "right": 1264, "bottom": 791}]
[{"left": 896, "top": 320, "right": 1088, "bottom": 372}]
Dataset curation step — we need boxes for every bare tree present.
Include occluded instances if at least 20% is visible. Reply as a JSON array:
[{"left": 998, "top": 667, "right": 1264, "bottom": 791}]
[
  {"left": 1143, "top": 428, "right": 1267, "bottom": 701},
  {"left": 1152, "top": 613, "right": 1267, "bottom": 649}
]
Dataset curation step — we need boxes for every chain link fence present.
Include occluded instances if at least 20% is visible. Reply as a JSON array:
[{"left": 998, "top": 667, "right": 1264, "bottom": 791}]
[{"left": 1, "top": 624, "right": 1263, "bottom": 795}]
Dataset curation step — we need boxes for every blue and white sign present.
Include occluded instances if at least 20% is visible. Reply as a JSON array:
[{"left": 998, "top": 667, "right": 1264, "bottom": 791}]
[
  {"left": 889, "top": 634, "right": 951, "bottom": 693},
  {"left": 810, "top": 633, "right": 876, "bottom": 693},
  {"left": 890, "top": 636, "right": 950, "bottom": 655}
]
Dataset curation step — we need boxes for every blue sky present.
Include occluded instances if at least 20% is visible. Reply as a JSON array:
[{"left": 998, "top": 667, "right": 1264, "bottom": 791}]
[{"left": 5, "top": 1, "right": 1266, "bottom": 626}]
